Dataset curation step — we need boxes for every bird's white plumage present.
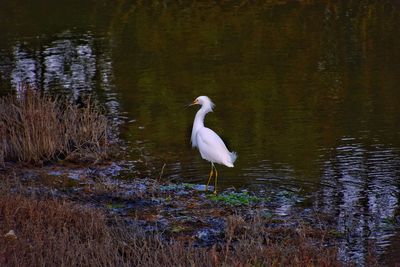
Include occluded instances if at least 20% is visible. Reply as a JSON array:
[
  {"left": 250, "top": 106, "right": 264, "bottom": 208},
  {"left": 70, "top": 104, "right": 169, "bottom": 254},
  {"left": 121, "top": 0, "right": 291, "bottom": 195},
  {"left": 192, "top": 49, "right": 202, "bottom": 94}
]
[
  {"left": 196, "top": 127, "right": 235, "bottom": 167},
  {"left": 190, "top": 96, "right": 237, "bottom": 168}
]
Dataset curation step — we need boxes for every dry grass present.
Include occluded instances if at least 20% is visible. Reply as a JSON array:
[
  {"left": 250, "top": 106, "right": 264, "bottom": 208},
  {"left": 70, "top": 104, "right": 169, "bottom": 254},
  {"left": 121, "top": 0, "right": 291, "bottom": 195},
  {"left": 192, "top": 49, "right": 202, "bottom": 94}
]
[
  {"left": 221, "top": 215, "right": 339, "bottom": 267},
  {"left": 0, "top": 190, "right": 340, "bottom": 267},
  {"left": 0, "top": 87, "right": 108, "bottom": 165}
]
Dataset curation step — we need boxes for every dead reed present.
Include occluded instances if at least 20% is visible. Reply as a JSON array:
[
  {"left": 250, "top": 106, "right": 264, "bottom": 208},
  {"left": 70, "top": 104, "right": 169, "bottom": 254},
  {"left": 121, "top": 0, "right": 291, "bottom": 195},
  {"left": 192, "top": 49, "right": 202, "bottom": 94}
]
[{"left": 0, "top": 88, "right": 108, "bottom": 165}]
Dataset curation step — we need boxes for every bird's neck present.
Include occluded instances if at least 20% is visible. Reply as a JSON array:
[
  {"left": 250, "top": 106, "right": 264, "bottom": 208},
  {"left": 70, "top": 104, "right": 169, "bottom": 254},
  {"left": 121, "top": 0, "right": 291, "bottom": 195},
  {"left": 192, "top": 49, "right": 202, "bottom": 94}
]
[
  {"left": 193, "top": 106, "right": 210, "bottom": 130},
  {"left": 191, "top": 105, "right": 212, "bottom": 147}
]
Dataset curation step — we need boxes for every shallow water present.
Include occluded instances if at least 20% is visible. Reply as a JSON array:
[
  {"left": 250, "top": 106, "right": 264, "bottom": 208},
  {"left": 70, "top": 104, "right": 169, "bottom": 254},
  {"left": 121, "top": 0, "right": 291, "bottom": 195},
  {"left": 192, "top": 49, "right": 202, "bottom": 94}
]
[{"left": 1, "top": 1, "right": 400, "bottom": 265}]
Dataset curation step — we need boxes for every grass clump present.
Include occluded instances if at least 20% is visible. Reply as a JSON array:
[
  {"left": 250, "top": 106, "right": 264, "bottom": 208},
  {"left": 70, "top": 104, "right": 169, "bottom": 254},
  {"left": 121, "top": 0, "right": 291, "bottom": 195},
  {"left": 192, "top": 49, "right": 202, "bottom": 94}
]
[{"left": 0, "top": 87, "right": 108, "bottom": 165}]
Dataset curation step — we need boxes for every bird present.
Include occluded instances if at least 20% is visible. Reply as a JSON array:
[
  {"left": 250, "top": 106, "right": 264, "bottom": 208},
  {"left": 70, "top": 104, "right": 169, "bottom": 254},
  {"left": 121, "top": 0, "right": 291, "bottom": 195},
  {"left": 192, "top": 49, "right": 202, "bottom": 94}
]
[{"left": 188, "top": 96, "right": 237, "bottom": 194}]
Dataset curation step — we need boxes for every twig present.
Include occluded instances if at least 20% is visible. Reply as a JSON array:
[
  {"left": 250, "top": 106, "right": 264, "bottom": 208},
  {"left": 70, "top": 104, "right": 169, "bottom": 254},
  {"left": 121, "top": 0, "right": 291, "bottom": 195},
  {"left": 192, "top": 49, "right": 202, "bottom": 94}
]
[{"left": 158, "top": 163, "right": 166, "bottom": 182}]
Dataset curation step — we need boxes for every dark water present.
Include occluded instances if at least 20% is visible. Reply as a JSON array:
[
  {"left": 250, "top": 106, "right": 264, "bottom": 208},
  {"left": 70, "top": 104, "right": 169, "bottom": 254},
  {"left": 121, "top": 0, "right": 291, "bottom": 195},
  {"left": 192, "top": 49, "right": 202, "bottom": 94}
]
[{"left": 1, "top": 1, "right": 400, "bottom": 265}]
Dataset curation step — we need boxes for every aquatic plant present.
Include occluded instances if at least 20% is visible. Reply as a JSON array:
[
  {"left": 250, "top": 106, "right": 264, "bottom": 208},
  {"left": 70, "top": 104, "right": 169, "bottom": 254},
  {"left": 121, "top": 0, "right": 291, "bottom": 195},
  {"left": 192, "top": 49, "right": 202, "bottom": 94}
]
[
  {"left": 209, "top": 191, "right": 265, "bottom": 206},
  {"left": 0, "top": 86, "right": 109, "bottom": 165}
]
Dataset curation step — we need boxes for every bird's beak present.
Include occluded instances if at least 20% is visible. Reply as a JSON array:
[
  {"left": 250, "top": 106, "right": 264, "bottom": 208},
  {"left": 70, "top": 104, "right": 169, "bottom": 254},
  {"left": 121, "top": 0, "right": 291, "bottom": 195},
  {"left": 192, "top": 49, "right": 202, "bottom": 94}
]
[{"left": 185, "top": 100, "right": 198, "bottom": 108}]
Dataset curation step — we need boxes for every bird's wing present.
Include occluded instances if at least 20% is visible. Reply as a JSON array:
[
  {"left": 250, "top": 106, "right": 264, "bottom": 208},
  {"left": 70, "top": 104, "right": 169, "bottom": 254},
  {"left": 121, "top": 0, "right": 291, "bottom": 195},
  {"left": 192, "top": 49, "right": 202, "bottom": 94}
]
[
  {"left": 196, "top": 128, "right": 231, "bottom": 165},
  {"left": 197, "top": 128, "right": 229, "bottom": 151}
]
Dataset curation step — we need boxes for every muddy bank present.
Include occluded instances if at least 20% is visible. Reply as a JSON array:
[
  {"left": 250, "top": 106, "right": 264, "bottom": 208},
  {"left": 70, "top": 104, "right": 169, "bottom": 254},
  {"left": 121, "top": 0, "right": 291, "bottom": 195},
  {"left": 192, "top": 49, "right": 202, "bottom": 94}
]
[{"left": 2, "top": 163, "right": 339, "bottom": 248}]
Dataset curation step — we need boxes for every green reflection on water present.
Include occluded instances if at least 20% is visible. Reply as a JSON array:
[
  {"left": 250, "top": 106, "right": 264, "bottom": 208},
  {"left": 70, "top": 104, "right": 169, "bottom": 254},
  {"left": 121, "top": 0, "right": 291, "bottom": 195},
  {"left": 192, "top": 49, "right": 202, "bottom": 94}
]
[
  {"left": 1, "top": 1, "right": 399, "bottom": 185},
  {"left": 108, "top": 1, "right": 400, "bottom": 189}
]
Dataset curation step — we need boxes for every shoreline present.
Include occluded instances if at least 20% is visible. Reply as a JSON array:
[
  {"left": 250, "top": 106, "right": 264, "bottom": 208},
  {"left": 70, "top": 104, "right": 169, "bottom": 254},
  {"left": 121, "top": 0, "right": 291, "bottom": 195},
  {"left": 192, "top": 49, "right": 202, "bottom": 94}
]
[{"left": 1, "top": 162, "right": 357, "bottom": 266}]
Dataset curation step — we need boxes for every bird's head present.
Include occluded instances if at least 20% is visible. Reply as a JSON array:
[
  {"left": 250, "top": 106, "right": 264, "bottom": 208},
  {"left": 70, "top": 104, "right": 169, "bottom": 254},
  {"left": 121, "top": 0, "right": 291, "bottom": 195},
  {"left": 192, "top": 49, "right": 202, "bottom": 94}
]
[{"left": 188, "top": 96, "right": 215, "bottom": 111}]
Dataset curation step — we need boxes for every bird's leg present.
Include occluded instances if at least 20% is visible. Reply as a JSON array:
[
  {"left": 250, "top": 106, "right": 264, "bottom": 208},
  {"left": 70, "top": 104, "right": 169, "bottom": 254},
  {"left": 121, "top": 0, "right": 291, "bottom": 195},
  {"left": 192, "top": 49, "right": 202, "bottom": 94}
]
[
  {"left": 206, "top": 163, "right": 214, "bottom": 192},
  {"left": 213, "top": 165, "right": 218, "bottom": 195}
]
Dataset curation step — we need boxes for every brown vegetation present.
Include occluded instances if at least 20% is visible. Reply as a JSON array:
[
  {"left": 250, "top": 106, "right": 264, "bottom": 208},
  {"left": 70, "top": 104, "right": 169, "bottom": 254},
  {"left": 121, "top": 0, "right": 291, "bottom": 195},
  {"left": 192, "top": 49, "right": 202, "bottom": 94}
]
[
  {"left": 0, "top": 189, "right": 340, "bottom": 267},
  {"left": 0, "top": 87, "right": 108, "bottom": 165}
]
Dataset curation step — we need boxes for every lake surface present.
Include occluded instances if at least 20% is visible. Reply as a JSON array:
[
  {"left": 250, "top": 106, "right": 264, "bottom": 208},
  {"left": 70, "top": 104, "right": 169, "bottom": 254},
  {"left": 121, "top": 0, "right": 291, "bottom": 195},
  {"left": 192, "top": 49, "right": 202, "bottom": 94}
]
[{"left": 1, "top": 0, "right": 400, "bottom": 265}]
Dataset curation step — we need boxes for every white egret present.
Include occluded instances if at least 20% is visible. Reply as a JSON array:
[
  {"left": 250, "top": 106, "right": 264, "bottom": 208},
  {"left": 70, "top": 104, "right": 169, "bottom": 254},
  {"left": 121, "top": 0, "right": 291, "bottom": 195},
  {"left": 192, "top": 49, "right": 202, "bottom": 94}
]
[{"left": 188, "top": 96, "right": 237, "bottom": 194}]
